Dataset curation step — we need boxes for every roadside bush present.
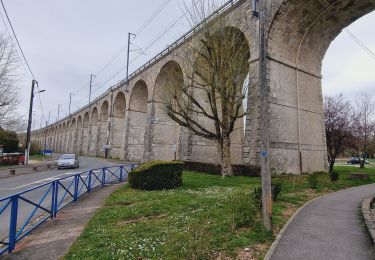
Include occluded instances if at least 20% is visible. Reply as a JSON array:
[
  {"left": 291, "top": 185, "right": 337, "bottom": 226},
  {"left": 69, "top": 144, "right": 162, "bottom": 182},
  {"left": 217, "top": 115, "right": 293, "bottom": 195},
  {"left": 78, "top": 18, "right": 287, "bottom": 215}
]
[
  {"left": 252, "top": 182, "right": 283, "bottom": 208},
  {"left": 308, "top": 173, "right": 319, "bottom": 189},
  {"left": 329, "top": 171, "right": 339, "bottom": 182},
  {"left": 129, "top": 161, "right": 183, "bottom": 190},
  {"left": 181, "top": 161, "right": 260, "bottom": 177},
  {"left": 0, "top": 129, "right": 19, "bottom": 153},
  {"left": 29, "top": 142, "right": 41, "bottom": 156},
  {"left": 229, "top": 190, "right": 260, "bottom": 231},
  {"left": 272, "top": 182, "right": 282, "bottom": 201}
]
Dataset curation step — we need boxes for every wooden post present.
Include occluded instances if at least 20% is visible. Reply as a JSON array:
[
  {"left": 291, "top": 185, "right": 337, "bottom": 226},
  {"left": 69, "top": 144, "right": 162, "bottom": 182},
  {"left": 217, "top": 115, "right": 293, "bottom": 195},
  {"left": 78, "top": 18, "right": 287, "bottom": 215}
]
[{"left": 258, "top": 0, "right": 272, "bottom": 231}]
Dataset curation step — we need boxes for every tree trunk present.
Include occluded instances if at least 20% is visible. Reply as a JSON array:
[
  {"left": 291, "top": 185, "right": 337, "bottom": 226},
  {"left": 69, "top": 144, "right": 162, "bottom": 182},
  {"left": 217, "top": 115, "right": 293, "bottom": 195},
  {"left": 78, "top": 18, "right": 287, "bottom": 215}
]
[
  {"left": 219, "top": 136, "right": 233, "bottom": 177},
  {"left": 329, "top": 162, "right": 334, "bottom": 173},
  {"left": 360, "top": 160, "right": 365, "bottom": 169}
]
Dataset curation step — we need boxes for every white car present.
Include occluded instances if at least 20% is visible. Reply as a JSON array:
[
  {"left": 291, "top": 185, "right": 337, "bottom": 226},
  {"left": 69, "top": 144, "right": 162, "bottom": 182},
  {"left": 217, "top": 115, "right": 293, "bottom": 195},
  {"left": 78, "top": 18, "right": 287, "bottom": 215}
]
[{"left": 58, "top": 154, "right": 79, "bottom": 169}]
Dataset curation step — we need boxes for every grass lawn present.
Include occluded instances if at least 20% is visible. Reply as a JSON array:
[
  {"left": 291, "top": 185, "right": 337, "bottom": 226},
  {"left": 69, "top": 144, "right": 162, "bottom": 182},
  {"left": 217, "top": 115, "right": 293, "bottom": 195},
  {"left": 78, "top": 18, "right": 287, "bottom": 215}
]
[
  {"left": 65, "top": 166, "right": 375, "bottom": 260},
  {"left": 29, "top": 154, "right": 46, "bottom": 161}
]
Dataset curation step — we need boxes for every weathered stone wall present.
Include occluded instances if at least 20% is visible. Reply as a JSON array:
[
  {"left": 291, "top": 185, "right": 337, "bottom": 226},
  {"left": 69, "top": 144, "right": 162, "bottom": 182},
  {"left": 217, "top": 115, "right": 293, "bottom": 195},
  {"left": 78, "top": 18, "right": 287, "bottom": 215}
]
[{"left": 29, "top": 0, "right": 375, "bottom": 174}]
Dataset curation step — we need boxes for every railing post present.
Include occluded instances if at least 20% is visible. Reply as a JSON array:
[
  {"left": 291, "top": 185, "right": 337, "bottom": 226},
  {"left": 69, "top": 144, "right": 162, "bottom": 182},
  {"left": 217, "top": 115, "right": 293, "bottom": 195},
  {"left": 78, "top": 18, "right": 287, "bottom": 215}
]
[
  {"left": 73, "top": 175, "right": 79, "bottom": 201},
  {"left": 88, "top": 171, "right": 92, "bottom": 192},
  {"left": 50, "top": 181, "right": 56, "bottom": 219},
  {"left": 53, "top": 181, "right": 59, "bottom": 217},
  {"left": 119, "top": 166, "right": 123, "bottom": 182},
  {"left": 102, "top": 168, "right": 106, "bottom": 187},
  {"left": 8, "top": 195, "right": 19, "bottom": 253}
]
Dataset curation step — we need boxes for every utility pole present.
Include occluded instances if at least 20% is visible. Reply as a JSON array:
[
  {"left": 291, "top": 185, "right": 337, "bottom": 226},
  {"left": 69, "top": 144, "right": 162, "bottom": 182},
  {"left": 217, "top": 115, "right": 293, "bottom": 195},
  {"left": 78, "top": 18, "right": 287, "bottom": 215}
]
[
  {"left": 126, "top": 32, "right": 136, "bottom": 91},
  {"left": 32, "top": 113, "right": 36, "bottom": 131},
  {"left": 89, "top": 74, "right": 95, "bottom": 103},
  {"left": 257, "top": 0, "right": 272, "bottom": 231},
  {"left": 25, "top": 80, "right": 45, "bottom": 165},
  {"left": 57, "top": 104, "right": 61, "bottom": 121},
  {"left": 69, "top": 93, "right": 73, "bottom": 115},
  {"left": 43, "top": 111, "right": 51, "bottom": 155}
]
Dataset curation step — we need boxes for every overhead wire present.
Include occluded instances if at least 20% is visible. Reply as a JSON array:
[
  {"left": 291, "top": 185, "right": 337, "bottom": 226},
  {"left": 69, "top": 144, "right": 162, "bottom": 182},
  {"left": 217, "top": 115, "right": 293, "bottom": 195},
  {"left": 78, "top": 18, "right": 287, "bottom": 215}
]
[
  {"left": 69, "top": 0, "right": 174, "bottom": 110},
  {"left": 0, "top": 0, "right": 35, "bottom": 80},
  {"left": 130, "top": 0, "right": 203, "bottom": 65},
  {"left": 135, "top": 0, "right": 172, "bottom": 35},
  {"left": 345, "top": 28, "right": 375, "bottom": 60},
  {"left": 0, "top": 0, "right": 47, "bottom": 124},
  {"left": 90, "top": 0, "right": 203, "bottom": 102}
]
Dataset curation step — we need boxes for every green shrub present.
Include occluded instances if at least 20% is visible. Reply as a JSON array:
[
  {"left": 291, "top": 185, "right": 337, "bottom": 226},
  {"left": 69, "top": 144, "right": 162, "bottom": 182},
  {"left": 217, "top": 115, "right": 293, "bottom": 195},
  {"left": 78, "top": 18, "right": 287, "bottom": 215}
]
[
  {"left": 181, "top": 161, "right": 260, "bottom": 177},
  {"left": 251, "top": 182, "right": 283, "bottom": 208},
  {"left": 129, "top": 161, "right": 183, "bottom": 190},
  {"left": 329, "top": 171, "right": 339, "bottom": 182},
  {"left": 271, "top": 182, "right": 282, "bottom": 201},
  {"left": 308, "top": 173, "right": 319, "bottom": 189},
  {"left": 0, "top": 129, "right": 19, "bottom": 153},
  {"left": 229, "top": 190, "right": 260, "bottom": 231},
  {"left": 29, "top": 141, "right": 41, "bottom": 156}
]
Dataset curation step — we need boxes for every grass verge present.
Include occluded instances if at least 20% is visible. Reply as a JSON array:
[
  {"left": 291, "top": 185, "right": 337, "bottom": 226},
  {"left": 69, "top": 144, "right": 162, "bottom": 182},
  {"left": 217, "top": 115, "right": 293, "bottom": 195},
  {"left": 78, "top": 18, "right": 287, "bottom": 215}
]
[{"left": 65, "top": 166, "right": 375, "bottom": 259}]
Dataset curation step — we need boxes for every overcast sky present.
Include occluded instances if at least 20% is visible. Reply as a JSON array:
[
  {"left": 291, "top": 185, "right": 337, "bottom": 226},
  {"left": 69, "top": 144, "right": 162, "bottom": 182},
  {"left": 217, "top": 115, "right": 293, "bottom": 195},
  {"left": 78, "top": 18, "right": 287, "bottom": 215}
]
[{"left": 0, "top": 0, "right": 374, "bottom": 130}]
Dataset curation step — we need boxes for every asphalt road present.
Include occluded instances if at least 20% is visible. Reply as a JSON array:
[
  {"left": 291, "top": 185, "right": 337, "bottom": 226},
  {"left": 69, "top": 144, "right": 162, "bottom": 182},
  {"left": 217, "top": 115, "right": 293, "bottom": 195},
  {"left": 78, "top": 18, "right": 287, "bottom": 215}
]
[
  {"left": 271, "top": 184, "right": 375, "bottom": 260},
  {"left": 0, "top": 156, "right": 122, "bottom": 245}
]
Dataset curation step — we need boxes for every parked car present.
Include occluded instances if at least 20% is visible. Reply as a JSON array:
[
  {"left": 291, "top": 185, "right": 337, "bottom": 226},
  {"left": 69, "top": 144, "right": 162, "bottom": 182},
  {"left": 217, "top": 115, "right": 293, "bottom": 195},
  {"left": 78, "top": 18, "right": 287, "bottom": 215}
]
[
  {"left": 0, "top": 153, "right": 25, "bottom": 165},
  {"left": 58, "top": 154, "right": 79, "bottom": 169},
  {"left": 347, "top": 157, "right": 370, "bottom": 165}
]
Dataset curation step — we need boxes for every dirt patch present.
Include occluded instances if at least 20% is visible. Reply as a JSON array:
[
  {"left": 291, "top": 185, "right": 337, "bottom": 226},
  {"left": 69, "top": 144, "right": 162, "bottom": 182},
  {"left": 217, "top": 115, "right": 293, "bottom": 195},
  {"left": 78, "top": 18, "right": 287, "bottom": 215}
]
[
  {"left": 281, "top": 204, "right": 297, "bottom": 219},
  {"left": 118, "top": 214, "right": 167, "bottom": 225},
  {"left": 213, "top": 244, "right": 269, "bottom": 260},
  {"left": 104, "top": 201, "right": 134, "bottom": 208}
]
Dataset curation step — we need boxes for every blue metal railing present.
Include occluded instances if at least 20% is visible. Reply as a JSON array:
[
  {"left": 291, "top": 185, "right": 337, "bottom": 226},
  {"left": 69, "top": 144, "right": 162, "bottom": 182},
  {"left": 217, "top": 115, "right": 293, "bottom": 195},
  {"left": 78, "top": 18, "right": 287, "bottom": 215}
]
[{"left": 0, "top": 164, "right": 137, "bottom": 255}]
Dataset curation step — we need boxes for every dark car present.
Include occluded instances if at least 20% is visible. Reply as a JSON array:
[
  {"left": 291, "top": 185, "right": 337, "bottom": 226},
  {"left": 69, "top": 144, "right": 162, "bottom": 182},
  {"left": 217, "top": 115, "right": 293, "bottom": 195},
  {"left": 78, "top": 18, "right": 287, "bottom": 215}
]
[{"left": 347, "top": 157, "right": 370, "bottom": 165}]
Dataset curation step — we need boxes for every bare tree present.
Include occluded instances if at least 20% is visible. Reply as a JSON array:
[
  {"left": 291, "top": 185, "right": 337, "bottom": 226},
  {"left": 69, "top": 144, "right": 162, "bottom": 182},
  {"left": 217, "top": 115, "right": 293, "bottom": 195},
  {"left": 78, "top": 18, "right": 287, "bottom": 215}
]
[
  {"left": 0, "top": 34, "right": 20, "bottom": 130},
  {"left": 324, "top": 94, "right": 354, "bottom": 172},
  {"left": 352, "top": 92, "right": 375, "bottom": 168},
  {"left": 163, "top": 1, "right": 250, "bottom": 177}
]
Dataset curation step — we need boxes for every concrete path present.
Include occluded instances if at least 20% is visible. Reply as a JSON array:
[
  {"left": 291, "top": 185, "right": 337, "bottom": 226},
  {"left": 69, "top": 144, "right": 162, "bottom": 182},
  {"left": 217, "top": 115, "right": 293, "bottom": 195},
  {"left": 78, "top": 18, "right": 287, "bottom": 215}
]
[
  {"left": 271, "top": 184, "right": 375, "bottom": 260},
  {"left": 1, "top": 184, "right": 119, "bottom": 260}
]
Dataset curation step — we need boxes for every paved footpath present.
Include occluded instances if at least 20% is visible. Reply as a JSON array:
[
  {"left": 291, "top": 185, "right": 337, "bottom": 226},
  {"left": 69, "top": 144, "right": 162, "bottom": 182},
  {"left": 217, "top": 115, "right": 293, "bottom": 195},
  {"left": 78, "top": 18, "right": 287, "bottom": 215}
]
[
  {"left": 1, "top": 184, "right": 119, "bottom": 260},
  {"left": 271, "top": 184, "right": 375, "bottom": 260}
]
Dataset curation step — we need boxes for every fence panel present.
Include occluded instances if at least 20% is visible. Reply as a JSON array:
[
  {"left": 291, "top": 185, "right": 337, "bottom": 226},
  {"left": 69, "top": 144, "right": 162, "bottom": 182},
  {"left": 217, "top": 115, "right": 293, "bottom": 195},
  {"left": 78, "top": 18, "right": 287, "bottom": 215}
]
[{"left": 0, "top": 164, "right": 137, "bottom": 255}]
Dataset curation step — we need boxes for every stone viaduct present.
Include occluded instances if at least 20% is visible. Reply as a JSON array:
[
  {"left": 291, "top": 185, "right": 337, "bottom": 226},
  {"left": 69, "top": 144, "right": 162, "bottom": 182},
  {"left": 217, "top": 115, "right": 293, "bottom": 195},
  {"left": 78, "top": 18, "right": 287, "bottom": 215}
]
[{"left": 29, "top": 0, "right": 375, "bottom": 174}]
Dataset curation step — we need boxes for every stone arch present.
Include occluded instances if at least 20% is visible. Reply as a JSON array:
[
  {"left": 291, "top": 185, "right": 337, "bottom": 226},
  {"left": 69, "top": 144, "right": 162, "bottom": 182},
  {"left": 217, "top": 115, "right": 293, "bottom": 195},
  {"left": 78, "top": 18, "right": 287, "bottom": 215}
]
[
  {"left": 69, "top": 118, "right": 77, "bottom": 153},
  {"left": 267, "top": 0, "right": 375, "bottom": 173},
  {"left": 91, "top": 107, "right": 99, "bottom": 125},
  {"left": 82, "top": 112, "right": 90, "bottom": 155},
  {"left": 89, "top": 107, "right": 99, "bottom": 155},
  {"left": 98, "top": 101, "right": 109, "bottom": 157},
  {"left": 77, "top": 116, "right": 83, "bottom": 155},
  {"left": 149, "top": 60, "right": 183, "bottom": 161},
  {"left": 111, "top": 92, "right": 126, "bottom": 159},
  {"left": 100, "top": 101, "right": 109, "bottom": 121},
  {"left": 188, "top": 26, "right": 250, "bottom": 165},
  {"left": 58, "top": 124, "right": 63, "bottom": 152},
  {"left": 63, "top": 122, "right": 68, "bottom": 153},
  {"left": 71, "top": 118, "right": 77, "bottom": 130},
  {"left": 113, "top": 92, "right": 126, "bottom": 117},
  {"left": 83, "top": 112, "right": 90, "bottom": 127},
  {"left": 130, "top": 80, "right": 148, "bottom": 112},
  {"left": 126, "top": 80, "right": 149, "bottom": 161}
]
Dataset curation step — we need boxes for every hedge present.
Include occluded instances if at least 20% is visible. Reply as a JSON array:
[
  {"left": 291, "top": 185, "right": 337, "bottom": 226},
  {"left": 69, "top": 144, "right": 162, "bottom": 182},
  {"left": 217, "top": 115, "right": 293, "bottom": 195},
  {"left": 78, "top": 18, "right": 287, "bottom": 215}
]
[
  {"left": 181, "top": 161, "right": 260, "bottom": 177},
  {"left": 129, "top": 161, "right": 183, "bottom": 190}
]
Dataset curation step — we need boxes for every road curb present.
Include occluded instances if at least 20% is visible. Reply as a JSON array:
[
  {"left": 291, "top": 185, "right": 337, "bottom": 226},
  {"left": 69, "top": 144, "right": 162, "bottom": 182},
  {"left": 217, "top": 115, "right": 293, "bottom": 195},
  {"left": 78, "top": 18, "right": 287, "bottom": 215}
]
[
  {"left": 0, "top": 165, "right": 57, "bottom": 180},
  {"left": 264, "top": 184, "right": 375, "bottom": 260}
]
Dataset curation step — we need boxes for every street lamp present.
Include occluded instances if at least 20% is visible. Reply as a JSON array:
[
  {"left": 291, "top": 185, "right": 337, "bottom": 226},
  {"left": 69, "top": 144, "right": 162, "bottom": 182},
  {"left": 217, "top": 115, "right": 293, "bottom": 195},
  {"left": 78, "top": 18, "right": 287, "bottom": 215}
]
[{"left": 25, "top": 79, "right": 46, "bottom": 165}]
